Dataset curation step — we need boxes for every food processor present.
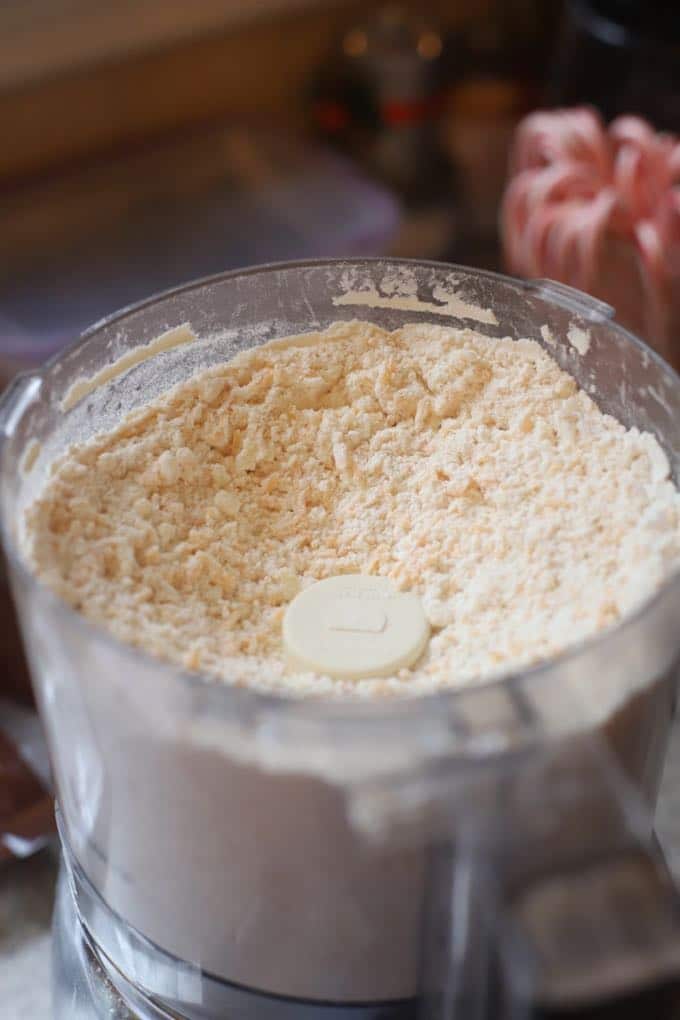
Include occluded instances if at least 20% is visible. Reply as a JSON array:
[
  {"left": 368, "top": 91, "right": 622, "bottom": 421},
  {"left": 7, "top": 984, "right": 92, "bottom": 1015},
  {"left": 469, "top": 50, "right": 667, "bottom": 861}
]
[{"left": 2, "top": 259, "right": 680, "bottom": 1018}]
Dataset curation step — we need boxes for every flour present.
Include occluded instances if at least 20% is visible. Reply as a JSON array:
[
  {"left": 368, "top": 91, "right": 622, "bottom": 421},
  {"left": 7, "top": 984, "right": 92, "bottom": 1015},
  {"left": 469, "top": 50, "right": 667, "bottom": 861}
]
[
  {"left": 333, "top": 288, "right": 498, "bottom": 325},
  {"left": 27, "top": 320, "right": 680, "bottom": 698},
  {"left": 567, "top": 324, "right": 591, "bottom": 357},
  {"left": 20, "top": 438, "right": 41, "bottom": 475}
]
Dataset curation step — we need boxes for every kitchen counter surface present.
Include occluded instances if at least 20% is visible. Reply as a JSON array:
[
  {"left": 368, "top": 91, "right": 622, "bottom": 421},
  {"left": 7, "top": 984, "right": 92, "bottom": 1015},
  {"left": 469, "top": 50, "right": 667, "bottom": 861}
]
[{"left": 4, "top": 717, "right": 680, "bottom": 1019}]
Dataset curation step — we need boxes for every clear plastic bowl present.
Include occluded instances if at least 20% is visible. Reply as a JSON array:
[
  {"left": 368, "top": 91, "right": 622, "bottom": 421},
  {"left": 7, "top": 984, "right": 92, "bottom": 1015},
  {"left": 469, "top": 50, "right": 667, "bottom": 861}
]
[{"left": 1, "top": 260, "right": 679, "bottom": 1016}]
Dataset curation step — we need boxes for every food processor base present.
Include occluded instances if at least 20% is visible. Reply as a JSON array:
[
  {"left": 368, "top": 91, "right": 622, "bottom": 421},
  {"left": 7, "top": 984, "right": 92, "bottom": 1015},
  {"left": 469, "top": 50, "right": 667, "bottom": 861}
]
[{"left": 52, "top": 848, "right": 417, "bottom": 1020}]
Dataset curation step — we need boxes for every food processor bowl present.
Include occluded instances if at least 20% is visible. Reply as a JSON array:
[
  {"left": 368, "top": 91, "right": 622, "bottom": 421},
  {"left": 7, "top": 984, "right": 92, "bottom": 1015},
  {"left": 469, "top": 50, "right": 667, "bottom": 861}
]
[{"left": 1, "top": 260, "right": 680, "bottom": 1018}]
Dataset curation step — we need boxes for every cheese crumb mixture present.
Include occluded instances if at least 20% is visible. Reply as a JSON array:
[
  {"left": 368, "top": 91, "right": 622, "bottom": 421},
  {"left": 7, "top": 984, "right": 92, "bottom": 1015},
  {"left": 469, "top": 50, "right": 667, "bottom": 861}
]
[{"left": 27, "top": 321, "right": 680, "bottom": 697}]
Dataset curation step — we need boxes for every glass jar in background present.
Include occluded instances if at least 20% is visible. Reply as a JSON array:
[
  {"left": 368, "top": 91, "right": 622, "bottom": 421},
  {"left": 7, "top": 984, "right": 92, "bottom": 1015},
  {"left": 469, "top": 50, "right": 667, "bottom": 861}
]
[
  {"left": 442, "top": 0, "right": 563, "bottom": 258},
  {"left": 307, "top": 5, "right": 459, "bottom": 259}
]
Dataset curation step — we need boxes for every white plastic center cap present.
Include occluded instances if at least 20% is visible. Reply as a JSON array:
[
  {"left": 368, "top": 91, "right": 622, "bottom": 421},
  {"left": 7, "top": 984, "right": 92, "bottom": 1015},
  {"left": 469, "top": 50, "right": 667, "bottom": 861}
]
[{"left": 283, "top": 575, "right": 430, "bottom": 680}]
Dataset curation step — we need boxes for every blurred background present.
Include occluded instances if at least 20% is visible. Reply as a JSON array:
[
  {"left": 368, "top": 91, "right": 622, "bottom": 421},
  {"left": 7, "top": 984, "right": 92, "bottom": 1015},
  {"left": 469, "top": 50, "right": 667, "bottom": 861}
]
[
  {"left": 1, "top": 0, "right": 680, "bottom": 854},
  {"left": 2, "top": 0, "right": 680, "bottom": 392}
]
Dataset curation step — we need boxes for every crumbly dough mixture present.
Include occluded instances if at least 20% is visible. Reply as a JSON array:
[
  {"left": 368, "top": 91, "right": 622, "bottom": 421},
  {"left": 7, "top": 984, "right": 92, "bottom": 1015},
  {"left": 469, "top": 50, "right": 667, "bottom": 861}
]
[{"left": 27, "top": 320, "right": 680, "bottom": 697}]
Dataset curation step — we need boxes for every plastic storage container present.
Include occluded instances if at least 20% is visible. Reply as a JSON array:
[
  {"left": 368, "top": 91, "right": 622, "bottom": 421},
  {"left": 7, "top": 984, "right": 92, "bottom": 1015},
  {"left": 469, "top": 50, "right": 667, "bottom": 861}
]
[{"left": 1, "top": 260, "right": 680, "bottom": 1018}]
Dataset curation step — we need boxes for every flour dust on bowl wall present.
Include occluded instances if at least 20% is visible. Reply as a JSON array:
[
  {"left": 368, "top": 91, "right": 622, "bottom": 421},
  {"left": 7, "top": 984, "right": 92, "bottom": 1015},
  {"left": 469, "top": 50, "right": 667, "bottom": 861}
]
[{"left": 1, "top": 260, "right": 680, "bottom": 1019}]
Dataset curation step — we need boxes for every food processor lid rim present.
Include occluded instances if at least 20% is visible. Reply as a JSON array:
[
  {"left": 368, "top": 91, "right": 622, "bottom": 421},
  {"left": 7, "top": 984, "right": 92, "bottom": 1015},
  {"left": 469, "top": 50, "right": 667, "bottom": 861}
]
[
  {"left": 16, "top": 255, "right": 666, "bottom": 382},
  {"left": 2, "top": 256, "right": 679, "bottom": 732}
]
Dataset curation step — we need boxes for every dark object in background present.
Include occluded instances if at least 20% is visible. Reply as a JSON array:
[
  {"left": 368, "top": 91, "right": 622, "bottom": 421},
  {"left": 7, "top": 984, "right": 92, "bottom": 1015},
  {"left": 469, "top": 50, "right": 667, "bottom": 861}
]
[
  {"left": 0, "top": 728, "right": 53, "bottom": 865},
  {"left": 442, "top": 0, "right": 562, "bottom": 246},
  {"left": 308, "top": 5, "right": 458, "bottom": 256},
  {"left": 0, "top": 557, "right": 32, "bottom": 705},
  {"left": 446, "top": 0, "right": 562, "bottom": 96},
  {"left": 549, "top": 1, "right": 680, "bottom": 130}
]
